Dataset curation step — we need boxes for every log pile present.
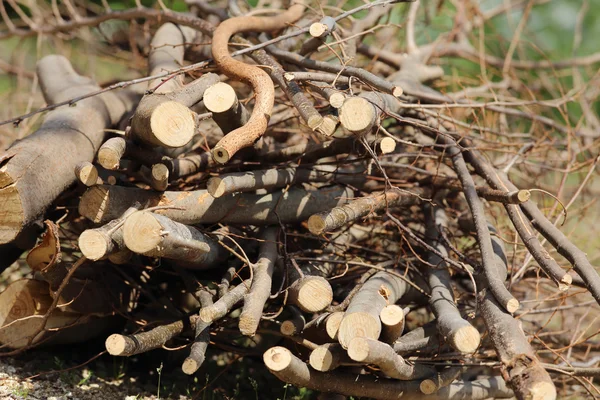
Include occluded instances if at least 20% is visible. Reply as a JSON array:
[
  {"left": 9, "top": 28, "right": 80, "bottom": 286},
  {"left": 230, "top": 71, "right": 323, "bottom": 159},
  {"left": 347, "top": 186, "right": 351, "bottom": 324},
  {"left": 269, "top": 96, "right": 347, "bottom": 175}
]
[{"left": 0, "top": 0, "right": 599, "bottom": 398}]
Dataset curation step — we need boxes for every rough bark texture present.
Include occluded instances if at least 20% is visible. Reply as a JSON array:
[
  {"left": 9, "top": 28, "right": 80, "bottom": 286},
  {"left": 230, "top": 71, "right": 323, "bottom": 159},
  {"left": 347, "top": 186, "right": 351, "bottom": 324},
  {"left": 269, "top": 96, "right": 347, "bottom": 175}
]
[
  {"left": 210, "top": 3, "right": 306, "bottom": 163},
  {"left": 308, "top": 188, "right": 427, "bottom": 235},
  {"left": 0, "top": 55, "right": 138, "bottom": 244},
  {"left": 122, "top": 211, "right": 229, "bottom": 269},
  {"left": 424, "top": 204, "right": 480, "bottom": 354},
  {"left": 79, "top": 184, "right": 354, "bottom": 226},
  {"left": 238, "top": 227, "right": 278, "bottom": 336}
]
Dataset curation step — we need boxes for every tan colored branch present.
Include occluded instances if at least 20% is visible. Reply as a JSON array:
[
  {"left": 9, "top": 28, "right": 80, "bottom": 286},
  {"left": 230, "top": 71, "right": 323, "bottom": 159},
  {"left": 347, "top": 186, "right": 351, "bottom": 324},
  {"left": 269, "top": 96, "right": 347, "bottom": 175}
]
[
  {"left": 106, "top": 316, "right": 195, "bottom": 356},
  {"left": 182, "top": 290, "right": 214, "bottom": 375},
  {"left": 207, "top": 164, "right": 361, "bottom": 198},
  {"left": 393, "top": 320, "right": 441, "bottom": 354},
  {"left": 97, "top": 137, "right": 127, "bottom": 170},
  {"left": 210, "top": 3, "right": 305, "bottom": 163}
]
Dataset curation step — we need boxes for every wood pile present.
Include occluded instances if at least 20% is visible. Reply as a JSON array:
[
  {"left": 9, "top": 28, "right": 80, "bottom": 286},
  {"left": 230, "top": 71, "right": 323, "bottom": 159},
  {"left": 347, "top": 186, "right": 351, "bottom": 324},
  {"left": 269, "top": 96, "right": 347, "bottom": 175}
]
[{"left": 1, "top": 0, "right": 599, "bottom": 399}]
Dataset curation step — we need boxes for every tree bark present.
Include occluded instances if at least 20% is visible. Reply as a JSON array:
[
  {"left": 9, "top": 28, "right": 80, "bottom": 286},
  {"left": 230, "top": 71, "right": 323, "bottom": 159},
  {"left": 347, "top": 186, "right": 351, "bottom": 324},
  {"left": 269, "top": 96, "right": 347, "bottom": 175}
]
[{"left": 0, "top": 55, "right": 138, "bottom": 244}]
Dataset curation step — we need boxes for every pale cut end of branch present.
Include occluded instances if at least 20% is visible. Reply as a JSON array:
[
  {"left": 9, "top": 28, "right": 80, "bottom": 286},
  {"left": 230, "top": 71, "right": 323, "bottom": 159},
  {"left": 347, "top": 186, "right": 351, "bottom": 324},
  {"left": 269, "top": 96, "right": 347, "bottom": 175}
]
[
  {"left": 378, "top": 137, "right": 396, "bottom": 154},
  {"left": 309, "top": 22, "right": 330, "bottom": 38},
  {"left": 338, "top": 312, "right": 380, "bottom": 349},
  {"left": 449, "top": 324, "right": 481, "bottom": 354},
  {"left": 309, "top": 343, "right": 344, "bottom": 372},
  {"left": 122, "top": 211, "right": 163, "bottom": 254},
  {"left": 239, "top": 315, "right": 260, "bottom": 337},
  {"left": 379, "top": 304, "right": 404, "bottom": 343},
  {"left": 506, "top": 298, "right": 520, "bottom": 314},
  {"left": 328, "top": 92, "right": 345, "bottom": 109},
  {"left": 74, "top": 162, "right": 100, "bottom": 186},
  {"left": 97, "top": 137, "right": 126, "bottom": 170},
  {"left": 280, "top": 319, "right": 303, "bottom": 336},
  {"left": 288, "top": 276, "right": 333, "bottom": 313},
  {"left": 392, "top": 86, "right": 403, "bottom": 97},
  {"left": 284, "top": 72, "right": 295, "bottom": 81},
  {"left": 307, "top": 114, "right": 324, "bottom": 131},
  {"left": 419, "top": 367, "right": 462, "bottom": 395},
  {"left": 263, "top": 346, "right": 293, "bottom": 372},
  {"left": 512, "top": 189, "right": 531, "bottom": 203},
  {"left": 325, "top": 311, "right": 344, "bottom": 340},
  {"left": 529, "top": 382, "right": 559, "bottom": 400},
  {"left": 152, "top": 101, "right": 196, "bottom": 148},
  {"left": 211, "top": 146, "right": 231, "bottom": 164},
  {"left": 151, "top": 163, "right": 169, "bottom": 191},
  {"left": 420, "top": 380, "right": 437, "bottom": 395},
  {"left": 346, "top": 336, "right": 371, "bottom": 362},
  {"left": 0, "top": 183, "right": 24, "bottom": 244},
  {"left": 204, "top": 82, "right": 237, "bottom": 114},
  {"left": 317, "top": 114, "right": 339, "bottom": 137},
  {"left": 558, "top": 274, "right": 573, "bottom": 292},
  {"left": 78, "top": 229, "right": 111, "bottom": 261},
  {"left": 207, "top": 177, "right": 227, "bottom": 198},
  {"left": 182, "top": 358, "right": 200, "bottom": 375},
  {"left": 105, "top": 334, "right": 129, "bottom": 356},
  {"left": 307, "top": 213, "right": 328, "bottom": 235},
  {"left": 339, "top": 96, "right": 377, "bottom": 135}
]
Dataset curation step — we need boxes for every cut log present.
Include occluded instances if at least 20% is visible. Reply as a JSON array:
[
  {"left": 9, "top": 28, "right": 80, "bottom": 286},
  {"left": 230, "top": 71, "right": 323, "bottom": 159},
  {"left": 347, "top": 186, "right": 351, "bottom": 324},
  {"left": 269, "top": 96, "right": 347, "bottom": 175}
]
[
  {"left": 0, "top": 55, "right": 138, "bottom": 244},
  {"left": 379, "top": 304, "right": 405, "bottom": 344},
  {"left": 122, "top": 211, "right": 228, "bottom": 269},
  {"left": 264, "top": 346, "right": 514, "bottom": 400},
  {"left": 239, "top": 227, "right": 279, "bottom": 336},
  {"left": 287, "top": 275, "right": 333, "bottom": 314},
  {"left": 78, "top": 205, "right": 140, "bottom": 261},
  {"left": 203, "top": 82, "right": 250, "bottom": 134},
  {"left": 280, "top": 306, "right": 306, "bottom": 336},
  {"left": 130, "top": 73, "right": 220, "bottom": 148},
  {"left": 79, "top": 184, "right": 354, "bottom": 226},
  {"left": 309, "top": 343, "right": 350, "bottom": 372},
  {"left": 347, "top": 337, "right": 435, "bottom": 380},
  {"left": 308, "top": 188, "right": 426, "bottom": 235},
  {"left": 74, "top": 162, "right": 102, "bottom": 186},
  {"left": 337, "top": 270, "right": 412, "bottom": 348},
  {"left": 97, "top": 137, "right": 127, "bottom": 170},
  {"left": 424, "top": 204, "right": 481, "bottom": 354}
]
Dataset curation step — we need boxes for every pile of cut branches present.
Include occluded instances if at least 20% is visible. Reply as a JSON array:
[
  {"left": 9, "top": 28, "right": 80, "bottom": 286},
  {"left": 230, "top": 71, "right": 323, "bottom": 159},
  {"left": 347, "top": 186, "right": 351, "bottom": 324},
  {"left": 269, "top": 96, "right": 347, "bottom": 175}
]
[{"left": 1, "top": 0, "right": 599, "bottom": 399}]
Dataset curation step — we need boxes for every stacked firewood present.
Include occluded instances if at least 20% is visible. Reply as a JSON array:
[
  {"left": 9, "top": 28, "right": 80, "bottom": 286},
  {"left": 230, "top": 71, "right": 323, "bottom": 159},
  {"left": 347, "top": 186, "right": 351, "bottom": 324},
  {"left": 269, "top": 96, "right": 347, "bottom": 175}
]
[{"left": 0, "top": 0, "right": 598, "bottom": 399}]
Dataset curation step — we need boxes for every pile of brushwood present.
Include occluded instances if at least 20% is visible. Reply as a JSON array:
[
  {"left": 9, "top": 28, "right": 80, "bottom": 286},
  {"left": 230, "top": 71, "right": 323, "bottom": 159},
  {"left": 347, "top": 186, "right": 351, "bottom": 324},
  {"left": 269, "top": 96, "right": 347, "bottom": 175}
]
[{"left": 1, "top": 0, "right": 599, "bottom": 398}]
